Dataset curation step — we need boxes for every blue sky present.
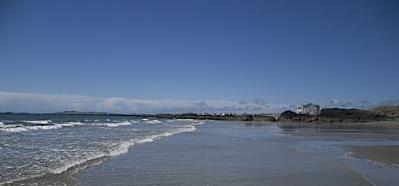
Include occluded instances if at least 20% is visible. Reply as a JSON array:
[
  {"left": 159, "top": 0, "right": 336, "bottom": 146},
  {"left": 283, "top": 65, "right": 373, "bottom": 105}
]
[{"left": 0, "top": 0, "right": 398, "bottom": 113}]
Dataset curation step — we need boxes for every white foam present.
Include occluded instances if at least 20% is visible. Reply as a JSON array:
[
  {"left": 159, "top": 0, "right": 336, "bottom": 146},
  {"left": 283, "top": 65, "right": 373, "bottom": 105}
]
[
  {"left": 59, "top": 122, "right": 85, "bottom": 127},
  {"left": 21, "top": 120, "right": 52, "bottom": 124},
  {"left": 26, "top": 125, "right": 63, "bottom": 130},
  {"left": 0, "top": 127, "right": 30, "bottom": 132},
  {"left": 144, "top": 120, "right": 162, "bottom": 124},
  {"left": 0, "top": 124, "right": 18, "bottom": 128},
  {"left": 142, "top": 118, "right": 149, "bottom": 121},
  {"left": 171, "top": 119, "right": 205, "bottom": 125},
  {"left": 106, "top": 142, "right": 132, "bottom": 156},
  {"left": 49, "top": 153, "right": 106, "bottom": 174},
  {"left": 176, "top": 119, "right": 195, "bottom": 122},
  {"left": 95, "top": 121, "right": 133, "bottom": 128},
  {"left": 1, "top": 122, "right": 199, "bottom": 185},
  {"left": 27, "top": 122, "right": 84, "bottom": 130},
  {"left": 106, "top": 125, "right": 196, "bottom": 157},
  {"left": 49, "top": 124, "right": 197, "bottom": 175},
  {"left": 0, "top": 122, "right": 84, "bottom": 133}
]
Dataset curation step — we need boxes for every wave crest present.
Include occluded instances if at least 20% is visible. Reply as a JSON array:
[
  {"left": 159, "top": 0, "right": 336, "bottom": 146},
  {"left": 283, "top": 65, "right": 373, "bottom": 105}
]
[
  {"left": 48, "top": 124, "right": 197, "bottom": 175},
  {"left": 21, "top": 120, "right": 52, "bottom": 125}
]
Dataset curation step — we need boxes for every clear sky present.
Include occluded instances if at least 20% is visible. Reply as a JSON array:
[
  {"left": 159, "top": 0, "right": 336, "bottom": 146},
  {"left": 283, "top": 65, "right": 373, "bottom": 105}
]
[{"left": 0, "top": 0, "right": 398, "bottom": 113}]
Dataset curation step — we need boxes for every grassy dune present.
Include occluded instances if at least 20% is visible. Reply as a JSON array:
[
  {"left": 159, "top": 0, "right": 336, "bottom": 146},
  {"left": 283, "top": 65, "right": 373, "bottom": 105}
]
[{"left": 372, "top": 105, "right": 399, "bottom": 119}]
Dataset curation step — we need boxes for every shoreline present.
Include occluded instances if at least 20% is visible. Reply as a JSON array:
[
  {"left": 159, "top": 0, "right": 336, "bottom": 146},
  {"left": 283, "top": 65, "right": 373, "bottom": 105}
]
[
  {"left": 75, "top": 121, "right": 372, "bottom": 186},
  {"left": 5, "top": 120, "right": 399, "bottom": 185},
  {"left": 2, "top": 119, "right": 199, "bottom": 186},
  {"left": 278, "top": 120, "right": 399, "bottom": 130},
  {"left": 345, "top": 145, "right": 399, "bottom": 167}
]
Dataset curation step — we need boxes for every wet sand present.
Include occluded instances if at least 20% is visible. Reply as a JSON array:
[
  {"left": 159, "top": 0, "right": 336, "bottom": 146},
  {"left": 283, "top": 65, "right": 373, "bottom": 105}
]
[
  {"left": 279, "top": 120, "right": 399, "bottom": 130},
  {"left": 347, "top": 145, "right": 399, "bottom": 166},
  {"left": 76, "top": 121, "right": 371, "bottom": 186}
]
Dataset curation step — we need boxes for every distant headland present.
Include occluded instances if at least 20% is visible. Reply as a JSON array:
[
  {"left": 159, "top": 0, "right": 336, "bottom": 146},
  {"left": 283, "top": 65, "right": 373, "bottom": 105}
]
[{"left": 3, "top": 104, "right": 398, "bottom": 125}]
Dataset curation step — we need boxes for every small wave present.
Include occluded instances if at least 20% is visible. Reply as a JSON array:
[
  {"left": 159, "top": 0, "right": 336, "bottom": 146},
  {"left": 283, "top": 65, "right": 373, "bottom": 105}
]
[
  {"left": 144, "top": 120, "right": 162, "bottom": 124},
  {"left": 27, "top": 122, "right": 85, "bottom": 130},
  {"left": 49, "top": 153, "right": 106, "bottom": 174},
  {"left": 21, "top": 120, "right": 52, "bottom": 125},
  {"left": 26, "top": 125, "right": 63, "bottom": 130},
  {"left": 0, "top": 125, "right": 61, "bottom": 132},
  {"left": 176, "top": 119, "right": 195, "bottom": 121},
  {"left": 58, "top": 121, "right": 85, "bottom": 127},
  {"left": 169, "top": 119, "right": 205, "bottom": 125},
  {"left": 48, "top": 125, "right": 197, "bottom": 176},
  {"left": 190, "top": 120, "right": 205, "bottom": 125},
  {"left": 0, "top": 121, "right": 198, "bottom": 185},
  {"left": 0, "top": 126, "right": 29, "bottom": 132},
  {"left": 105, "top": 125, "right": 196, "bottom": 157},
  {"left": 137, "top": 126, "right": 196, "bottom": 144},
  {"left": 0, "top": 122, "right": 84, "bottom": 133},
  {"left": 94, "top": 121, "right": 133, "bottom": 128},
  {"left": 142, "top": 118, "right": 149, "bottom": 121}
]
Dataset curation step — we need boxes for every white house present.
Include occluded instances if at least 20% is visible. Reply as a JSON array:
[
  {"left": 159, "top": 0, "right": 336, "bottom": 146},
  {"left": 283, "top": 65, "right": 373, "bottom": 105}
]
[{"left": 296, "top": 103, "right": 321, "bottom": 115}]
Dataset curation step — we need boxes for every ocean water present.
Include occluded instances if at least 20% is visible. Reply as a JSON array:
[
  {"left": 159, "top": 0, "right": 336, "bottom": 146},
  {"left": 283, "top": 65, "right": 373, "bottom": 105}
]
[{"left": 0, "top": 113, "right": 202, "bottom": 185}]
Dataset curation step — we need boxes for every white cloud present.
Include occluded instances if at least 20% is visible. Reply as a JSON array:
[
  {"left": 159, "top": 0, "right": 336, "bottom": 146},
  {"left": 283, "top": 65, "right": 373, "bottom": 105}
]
[{"left": 0, "top": 91, "right": 287, "bottom": 114}]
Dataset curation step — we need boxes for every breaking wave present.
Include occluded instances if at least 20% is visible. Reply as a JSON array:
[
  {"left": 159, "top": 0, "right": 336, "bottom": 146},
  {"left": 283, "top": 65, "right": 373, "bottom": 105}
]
[
  {"left": 0, "top": 116, "right": 205, "bottom": 185},
  {"left": 0, "top": 125, "right": 30, "bottom": 132},
  {"left": 0, "top": 121, "right": 84, "bottom": 133},
  {"left": 21, "top": 120, "right": 52, "bottom": 124},
  {"left": 46, "top": 125, "right": 196, "bottom": 175},
  {"left": 144, "top": 120, "right": 162, "bottom": 124},
  {"left": 95, "top": 121, "right": 134, "bottom": 128},
  {"left": 0, "top": 120, "right": 148, "bottom": 133}
]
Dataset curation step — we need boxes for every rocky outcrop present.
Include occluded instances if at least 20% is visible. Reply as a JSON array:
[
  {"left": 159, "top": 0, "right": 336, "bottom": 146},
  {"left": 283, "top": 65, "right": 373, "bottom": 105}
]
[
  {"left": 319, "top": 108, "right": 387, "bottom": 122},
  {"left": 278, "top": 108, "right": 387, "bottom": 123},
  {"left": 278, "top": 111, "right": 318, "bottom": 123},
  {"left": 155, "top": 113, "right": 277, "bottom": 122}
]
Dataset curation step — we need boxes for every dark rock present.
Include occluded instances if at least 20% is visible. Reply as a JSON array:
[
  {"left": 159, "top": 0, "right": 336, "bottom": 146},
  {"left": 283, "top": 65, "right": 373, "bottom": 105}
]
[
  {"left": 319, "top": 108, "right": 387, "bottom": 122},
  {"left": 278, "top": 108, "right": 388, "bottom": 123},
  {"left": 278, "top": 110, "right": 318, "bottom": 122}
]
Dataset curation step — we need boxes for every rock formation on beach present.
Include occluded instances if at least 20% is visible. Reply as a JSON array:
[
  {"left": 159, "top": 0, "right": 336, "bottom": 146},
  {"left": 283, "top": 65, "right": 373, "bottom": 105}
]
[{"left": 279, "top": 108, "right": 388, "bottom": 123}]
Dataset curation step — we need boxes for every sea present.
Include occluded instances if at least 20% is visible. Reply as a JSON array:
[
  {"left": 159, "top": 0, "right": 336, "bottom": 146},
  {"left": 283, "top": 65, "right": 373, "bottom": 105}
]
[
  {"left": 2, "top": 113, "right": 399, "bottom": 185},
  {"left": 0, "top": 113, "right": 203, "bottom": 185}
]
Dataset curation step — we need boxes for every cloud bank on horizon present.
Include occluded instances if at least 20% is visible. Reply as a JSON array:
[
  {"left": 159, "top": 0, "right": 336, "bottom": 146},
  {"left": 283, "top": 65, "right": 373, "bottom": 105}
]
[
  {"left": 0, "top": 91, "right": 288, "bottom": 114},
  {"left": 1, "top": 91, "right": 397, "bottom": 114}
]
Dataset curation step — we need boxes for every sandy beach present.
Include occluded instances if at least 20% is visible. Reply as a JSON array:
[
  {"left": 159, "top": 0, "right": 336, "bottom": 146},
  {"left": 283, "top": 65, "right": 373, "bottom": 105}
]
[
  {"left": 2, "top": 0, "right": 399, "bottom": 185},
  {"left": 347, "top": 145, "right": 399, "bottom": 166},
  {"left": 279, "top": 120, "right": 399, "bottom": 130},
  {"left": 75, "top": 121, "right": 374, "bottom": 186},
  {"left": 5, "top": 120, "right": 399, "bottom": 185}
]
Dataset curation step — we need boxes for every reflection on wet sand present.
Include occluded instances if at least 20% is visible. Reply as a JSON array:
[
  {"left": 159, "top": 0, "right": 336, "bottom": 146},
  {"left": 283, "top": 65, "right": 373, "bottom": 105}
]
[{"left": 346, "top": 145, "right": 399, "bottom": 166}]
